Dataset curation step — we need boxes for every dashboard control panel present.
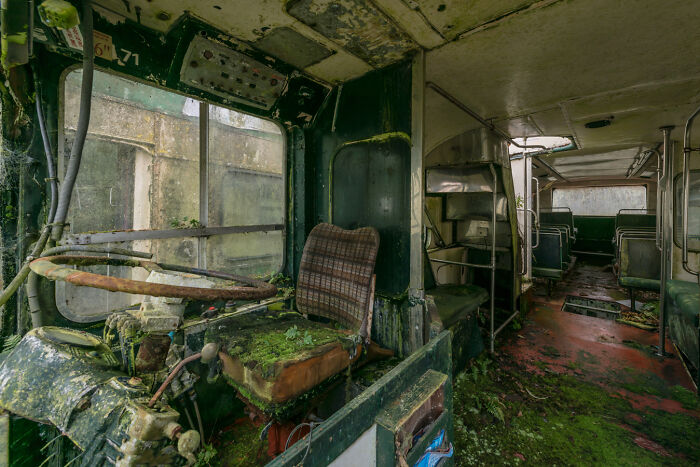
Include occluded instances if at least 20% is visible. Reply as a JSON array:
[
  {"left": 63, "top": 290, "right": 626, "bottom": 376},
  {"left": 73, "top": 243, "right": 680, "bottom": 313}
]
[{"left": 180, "top": 35, "right": 287, "bottom": 110}]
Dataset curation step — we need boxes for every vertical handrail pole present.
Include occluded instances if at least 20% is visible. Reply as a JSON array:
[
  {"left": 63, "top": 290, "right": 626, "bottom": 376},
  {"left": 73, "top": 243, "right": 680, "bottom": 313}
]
[
  {"left": 532, "top": 177, "right": 540, "bottom": 224},
  {"left": 530, "top": 209, "right": 540, "bottom": 249},
  {"left": 489, "top": 164, "right": 498, "bottom": 353},
  {"left": 658, "top": 126, "right": 674, "bottom": 356},
  {"left": 198, "top": 102, "right": 209, "bottom": 269},
  {"left": 656, "top": 150, "right": 664, "bottom": 251},
  {"left": 682, "top": 105, "right": 700, "bottom": 276}
]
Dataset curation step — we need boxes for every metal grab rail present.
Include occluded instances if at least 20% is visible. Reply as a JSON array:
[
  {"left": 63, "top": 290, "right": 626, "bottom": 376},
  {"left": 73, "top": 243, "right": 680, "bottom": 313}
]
[
  {"left": 532, "top": 176, "right": 540, "bottom": 226},
  {"left": 682, "top": 104, "right": 700, "bottom": 276},
  {"left": 518, "top": 208, "right": 540, "bottom": 248}
]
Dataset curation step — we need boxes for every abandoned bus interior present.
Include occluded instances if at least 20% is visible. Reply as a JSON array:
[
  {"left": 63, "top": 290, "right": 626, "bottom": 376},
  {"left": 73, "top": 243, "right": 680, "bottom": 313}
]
[{"left": 0, "top": 0, "right": 699, "bottom": 465}]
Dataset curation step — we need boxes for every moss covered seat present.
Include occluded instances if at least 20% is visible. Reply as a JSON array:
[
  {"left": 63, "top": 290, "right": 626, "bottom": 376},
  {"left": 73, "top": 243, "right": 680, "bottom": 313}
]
[
  {"left": 207, "top": 311, "right": 361, "bottom": 407},
  {"left": 207, "top": 223, "right": 380, "bottom": 412}
]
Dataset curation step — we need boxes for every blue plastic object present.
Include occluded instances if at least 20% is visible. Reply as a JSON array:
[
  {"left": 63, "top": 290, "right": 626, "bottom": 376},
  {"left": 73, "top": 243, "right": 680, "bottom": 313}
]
[{"left": 414, "top": 429, "right": 454, "bottom": 467}]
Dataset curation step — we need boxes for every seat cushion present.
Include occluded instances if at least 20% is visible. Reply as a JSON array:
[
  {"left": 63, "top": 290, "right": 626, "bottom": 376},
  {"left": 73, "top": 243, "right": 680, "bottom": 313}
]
[
  {"left": 428, "top": 284, "right": 489, "bottom": 328},
  {"left": 619, "top": 276, "right": 660, "bottom": 291},
  {"left": 204, "top": 311, "right": 360, "bottom": 408},
  {"left": 533, "top": 267, "right": 563, "bottom": 280},
  {"left": 666, "top": 280, "right": 700, "bottom": 302}
]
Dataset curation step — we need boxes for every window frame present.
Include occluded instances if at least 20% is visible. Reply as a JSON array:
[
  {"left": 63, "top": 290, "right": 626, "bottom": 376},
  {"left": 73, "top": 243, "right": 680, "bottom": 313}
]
[{"left": 56, "top": 65, "right": 287, "bottom": 321}]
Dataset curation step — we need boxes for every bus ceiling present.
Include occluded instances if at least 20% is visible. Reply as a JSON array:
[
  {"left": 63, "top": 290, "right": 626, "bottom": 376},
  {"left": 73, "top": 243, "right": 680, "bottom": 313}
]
[{"left": 2, "top": 0, "right": 699, "bottom": 178}]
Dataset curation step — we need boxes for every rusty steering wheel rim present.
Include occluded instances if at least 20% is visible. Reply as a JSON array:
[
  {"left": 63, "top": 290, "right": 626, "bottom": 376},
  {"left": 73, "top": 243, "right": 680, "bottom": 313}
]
[{"left": 29, "top": 255, "right": 277, "bottom": 301}]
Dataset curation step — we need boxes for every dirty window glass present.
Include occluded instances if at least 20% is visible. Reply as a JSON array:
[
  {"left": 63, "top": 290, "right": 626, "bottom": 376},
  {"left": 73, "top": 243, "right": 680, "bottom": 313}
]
[
  {"left": 552, "top": 186, "right": 646, "bottom": 216},
  {"left": 61, "top": 69, "right": 284, "bottom": 321}
]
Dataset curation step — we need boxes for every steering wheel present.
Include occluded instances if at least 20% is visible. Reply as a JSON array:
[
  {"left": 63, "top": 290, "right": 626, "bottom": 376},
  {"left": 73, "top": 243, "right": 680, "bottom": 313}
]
[{"left": 29, "top": 255, "right": 277, "bottom": 301}]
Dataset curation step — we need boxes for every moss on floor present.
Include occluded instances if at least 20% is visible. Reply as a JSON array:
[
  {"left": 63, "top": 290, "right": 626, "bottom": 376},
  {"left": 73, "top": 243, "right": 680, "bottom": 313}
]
[
  {"left": 208, "top": 419, "right": 270, "bottom": 467},
  {"left": 453, "top": 353, "right": 700, "bottom": 465}
]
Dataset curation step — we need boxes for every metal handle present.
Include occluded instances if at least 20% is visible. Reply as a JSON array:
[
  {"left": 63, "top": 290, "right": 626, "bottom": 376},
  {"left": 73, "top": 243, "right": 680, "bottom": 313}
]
[
  {"left": 682, "top": 105, "right": 700, "bottom": 276},
  {"left": 532, "top": 176, "right": 540, "bottom": 226},
  {"left": 517, "top": 208, "right": 540, "bottom": 249}
]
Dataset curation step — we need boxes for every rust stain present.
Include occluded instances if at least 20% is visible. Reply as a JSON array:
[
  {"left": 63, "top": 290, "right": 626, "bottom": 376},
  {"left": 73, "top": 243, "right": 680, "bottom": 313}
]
[{"left": 30, "top": 255, "right": 277, "bottom": 300}]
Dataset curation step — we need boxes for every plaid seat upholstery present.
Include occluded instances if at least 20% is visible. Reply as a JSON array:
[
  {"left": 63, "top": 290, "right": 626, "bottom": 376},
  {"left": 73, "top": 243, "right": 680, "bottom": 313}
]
[{"left": 297, "top": 223, "right": 380, "bottom": 337}]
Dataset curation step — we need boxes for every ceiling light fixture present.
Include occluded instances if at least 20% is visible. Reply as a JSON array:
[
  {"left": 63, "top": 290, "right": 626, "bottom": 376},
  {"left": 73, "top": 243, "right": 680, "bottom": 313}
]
[{"left": 584, "top": 118, "right": 613, "bottom": 129}]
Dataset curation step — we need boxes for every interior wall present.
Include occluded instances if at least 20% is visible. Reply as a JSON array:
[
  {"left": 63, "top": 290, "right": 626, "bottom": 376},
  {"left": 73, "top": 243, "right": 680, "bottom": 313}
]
[{"left": 303, "top": 61, "right": 412, "bottom": 295}]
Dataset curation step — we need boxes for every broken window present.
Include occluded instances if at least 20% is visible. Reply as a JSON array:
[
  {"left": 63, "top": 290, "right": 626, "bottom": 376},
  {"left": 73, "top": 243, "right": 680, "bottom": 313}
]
[{"left": 60, "top": 69, "right": 284, "bottom": 321}]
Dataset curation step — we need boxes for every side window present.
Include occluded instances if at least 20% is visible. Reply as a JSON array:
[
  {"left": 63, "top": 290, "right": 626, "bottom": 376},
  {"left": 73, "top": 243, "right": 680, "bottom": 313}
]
[{"left": 60, "top": 69, "right": 284, "bottom": 321}]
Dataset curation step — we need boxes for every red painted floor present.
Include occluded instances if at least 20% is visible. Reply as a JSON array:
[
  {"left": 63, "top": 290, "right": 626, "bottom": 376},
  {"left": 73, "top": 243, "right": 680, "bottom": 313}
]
[{"left": 504, "top": 256, "right": 696, "bottom": 412}]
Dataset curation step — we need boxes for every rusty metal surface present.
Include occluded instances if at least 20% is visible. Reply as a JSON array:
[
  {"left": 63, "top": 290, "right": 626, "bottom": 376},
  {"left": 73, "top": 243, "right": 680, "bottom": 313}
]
[
  {"left": 29, "top": 255, "right": 277, "bottom": 300},
  {"left": 296, "top": 224, "right": 379, "bottom": 334},
  {"left": 135, "top": 335, "right": 172, "bottom": 372}
]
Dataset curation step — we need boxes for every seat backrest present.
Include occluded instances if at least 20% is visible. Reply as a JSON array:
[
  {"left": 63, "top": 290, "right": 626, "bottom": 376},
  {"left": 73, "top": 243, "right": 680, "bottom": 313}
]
[
  {"left": 615, "top": 213, "right": 656, "bottom": 231},
  {"left": 297, "top": 223, "right": 380, "bottom": 337},
  {"left": 540, "top": 209, "right": 574, "bottom": 235},
  {"left": 619, "top": 237, "right": 661, "bottom": 280},
  {"left": 533, "top": 231, "right": 563, "bottom": 270}
]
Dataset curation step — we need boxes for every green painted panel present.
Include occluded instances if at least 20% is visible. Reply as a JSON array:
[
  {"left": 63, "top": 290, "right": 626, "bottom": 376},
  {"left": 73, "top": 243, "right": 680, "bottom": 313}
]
[
  {"left": 332, "top": 138, "right": 411, "bottom": 294},
  {"left": 573, "top": 216, "right": 615, "bottom": 254}
]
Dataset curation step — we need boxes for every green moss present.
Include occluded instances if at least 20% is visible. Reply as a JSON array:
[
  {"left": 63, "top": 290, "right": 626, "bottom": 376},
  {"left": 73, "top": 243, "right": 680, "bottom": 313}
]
[
  {"left": 533, "top": 360, "right": 549, "bottom": 371},
  {"left": 670, "top": 385, "right": 700, "bottom": 410},
  {"left": 453, "top": 354, "right": 700, "bottom": 465},
  {"left": 205, "top": 311, "right": 351, "bottom": 380},
  {"left": 565, "top": 360, "right": 581, "bottom": 370},
  {"left": 628, "top": 410, "right": 700, "bottom": 461},
  {"left": 216, "top": 421, "right": 270, "bottom": 466}
]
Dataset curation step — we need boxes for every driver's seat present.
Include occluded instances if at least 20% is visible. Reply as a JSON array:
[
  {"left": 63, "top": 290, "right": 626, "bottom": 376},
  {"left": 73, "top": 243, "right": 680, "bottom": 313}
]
[{"left": 206, "top": 223, "right": 380, "bottom": 412}]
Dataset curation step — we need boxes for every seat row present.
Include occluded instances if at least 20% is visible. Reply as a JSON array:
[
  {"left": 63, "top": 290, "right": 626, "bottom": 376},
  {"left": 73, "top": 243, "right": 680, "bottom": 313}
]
[
  {"left": 613, "top": 212, "right": 659, "bottom": 311},
  {"left": 532, "top": 208, "right": 576, "bottom": 293}
]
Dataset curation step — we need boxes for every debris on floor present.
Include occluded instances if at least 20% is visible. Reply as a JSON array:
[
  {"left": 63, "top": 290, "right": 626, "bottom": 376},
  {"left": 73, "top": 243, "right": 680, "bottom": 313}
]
[{"left": 618, "top": 301, "right": 660, "bottom": 330}]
